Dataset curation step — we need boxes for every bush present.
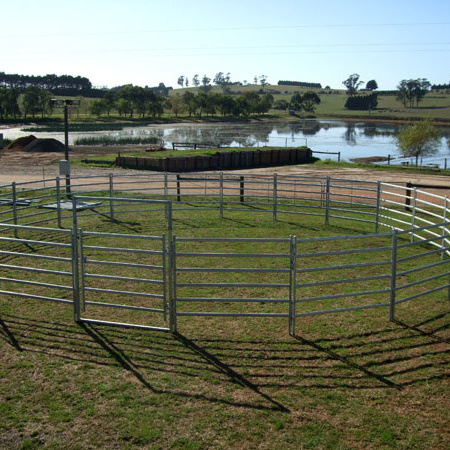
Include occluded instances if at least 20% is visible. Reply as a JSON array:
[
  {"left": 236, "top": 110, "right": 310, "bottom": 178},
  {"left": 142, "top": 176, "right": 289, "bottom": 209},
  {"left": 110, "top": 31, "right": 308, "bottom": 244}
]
[{"left": 345, "top": 93, "right": 378, "bottom": 110}]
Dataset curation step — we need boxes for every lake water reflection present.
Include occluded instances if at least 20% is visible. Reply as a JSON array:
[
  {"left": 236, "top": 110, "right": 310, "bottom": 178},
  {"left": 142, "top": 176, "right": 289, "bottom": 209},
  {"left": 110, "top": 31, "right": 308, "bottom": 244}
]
[
  {"left": 2, "top": 119, "right": 449, "bottom": 167},
  {"left": 115, "top": 119, "right": 450, "bottom": 167}
]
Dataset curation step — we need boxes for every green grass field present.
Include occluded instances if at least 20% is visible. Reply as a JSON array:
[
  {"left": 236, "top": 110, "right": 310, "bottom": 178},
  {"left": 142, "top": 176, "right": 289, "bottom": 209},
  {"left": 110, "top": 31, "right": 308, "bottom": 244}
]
[{"left": 0, "top": 200, "right": 448, "bottom": 449}]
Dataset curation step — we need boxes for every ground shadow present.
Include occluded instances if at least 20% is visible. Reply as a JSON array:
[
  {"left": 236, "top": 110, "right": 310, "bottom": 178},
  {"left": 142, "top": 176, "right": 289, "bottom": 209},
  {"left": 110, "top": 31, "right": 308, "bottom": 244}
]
[{"left": 1, "top": 312, "right": 448, "bottom": 405}]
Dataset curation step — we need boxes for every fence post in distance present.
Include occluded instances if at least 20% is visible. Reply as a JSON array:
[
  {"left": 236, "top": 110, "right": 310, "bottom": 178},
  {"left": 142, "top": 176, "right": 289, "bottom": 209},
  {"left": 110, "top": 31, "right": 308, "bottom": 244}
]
[
  {"left": 109, "top": 173, "right": 114, "bottom": 222},
  {"left": 220, "top": 172, "right": 224, "bottom": 218},
  {"left": 325, "top": 177, "right": 331, "bottom": 225},
  {"left": 12, "top": 182, "right": 18, "bottom": 238},
  {"left": 375, "top": 181, "right": 381, "bottom": 233},
  {"left": 56, "top": 177, "right": 62, "bottom": 228},
  {"left": 273, "top": 174, "right": 278, "bottom": 221}
]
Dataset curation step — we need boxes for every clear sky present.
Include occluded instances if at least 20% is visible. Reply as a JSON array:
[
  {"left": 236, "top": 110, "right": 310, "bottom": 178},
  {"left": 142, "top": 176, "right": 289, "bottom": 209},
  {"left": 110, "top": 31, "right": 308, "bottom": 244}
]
[{"left": 2, "top": 0, "right": 449, "bottom": 90}]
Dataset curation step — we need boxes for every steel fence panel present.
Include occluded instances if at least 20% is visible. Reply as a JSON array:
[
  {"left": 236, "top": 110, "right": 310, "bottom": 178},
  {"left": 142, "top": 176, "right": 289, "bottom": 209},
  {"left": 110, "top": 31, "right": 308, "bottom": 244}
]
[{"left": 1, "top": 172, "right": 449, "bottom": 335}]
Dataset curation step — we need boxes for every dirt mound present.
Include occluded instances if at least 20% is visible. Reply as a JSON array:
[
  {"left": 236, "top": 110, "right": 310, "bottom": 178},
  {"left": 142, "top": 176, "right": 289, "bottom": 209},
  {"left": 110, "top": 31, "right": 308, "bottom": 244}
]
[
  {"left": 5, "top": 135, "right": 37, "bottom": 150},
  {"left": 24, "top": 138, "right": 65, "bottom": 152},
  {"left": 5, "top": 135, "right": 65, "bottom": 152}
]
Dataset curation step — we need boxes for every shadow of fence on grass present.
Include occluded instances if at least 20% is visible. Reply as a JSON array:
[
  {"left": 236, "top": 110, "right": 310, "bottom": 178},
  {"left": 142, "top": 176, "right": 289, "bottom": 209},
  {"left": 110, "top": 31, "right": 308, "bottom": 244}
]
[{"left": 1, "top": 312, "right": 448, "bottom": 407}]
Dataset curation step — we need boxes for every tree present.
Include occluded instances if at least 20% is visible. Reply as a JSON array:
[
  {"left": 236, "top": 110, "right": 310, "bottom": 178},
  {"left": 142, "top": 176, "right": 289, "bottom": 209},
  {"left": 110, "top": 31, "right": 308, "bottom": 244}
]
[
  {"left": 342, "top": 73, "right": 363, "bottom": 96},
  {"left": 117, "top": 98, "right": 133, "bottom": 117},
  {"left": 214, "top": 72, "right": 232, "bottom": 93},
  {"left": 22, "top": 86, "right": 41, "bottom": 118},
  {"left": 182, "top": 91, "right": 197, "bottom": 116},
  {"left": 289, "top": 92, "right": 320, "bottom": 113},
  {"left": 177, "top": 76, "right": 185, "bottom": 88},
  {"left": 396, "top": 79, "right": 431, "bottom": 108},
  {"left": 366, "top": 80, "right": 378, "bottom": 91},
  {"left": 0, "top": 88, "right": 8, "bottom": 119},
  {"left": 192, "top": 74, "right": 200, "bottom": 88},
  {"left": 412, "top": 78, "right": 431, "bottom": 107},
  {"left": 216, "top": 95, "right": 235, "bottom": 116},
  {"left": 396, "top": 80, "right": 410, "bottom": 108},
  {"left": 257, "top": 94, "right": 274, "bottom": 114},
  {"left": 101, "top": 90, "right": 117, "bottom": 116},
  {"left": 37, "top": 89, "right": 51, "bottom": 118},
  {"left": 147, "top": 93, "right": 164, "bottom": 119},
  {"left": 301, "top": 92, "right": 321, "bottom": 112},
  {"left": 273, "top": 99, "right": 289, "bottom": 110},
  {"left": 395, "top": 120, "right": 441, "bottom": 166},
  {"left": 235, "top": 96, "right": 251, "bottom": 117},
  {"left": 345, "top": 93, "right": 378, "bottom": 111},
  {"left": 4, "top": 89, "right": 20, "bottom": 118},
  {"left": 90, "top": 99, "right": 105, "bottom": 117},
  {"left": 259, "top": 75, "right": 268, "bottom": 91},
  {"left": 169, "top": 94, "right": 183, "bottom": 117},
  {"left": 200, "top": 75, "right": 212, "bottom": 92},
  {"left": 204, "top": 92, "right": 218, "bottom": 116},
  {"left": 290, "top": 92, "right": 303, "bottom": 112},
  {"left": 195, "top": 91, "right": 208, "bottom": 117}
]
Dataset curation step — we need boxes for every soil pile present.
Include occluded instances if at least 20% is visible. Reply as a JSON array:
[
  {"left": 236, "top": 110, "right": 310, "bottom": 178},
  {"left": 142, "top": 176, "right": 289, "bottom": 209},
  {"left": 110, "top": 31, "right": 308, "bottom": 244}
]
[{"left": 5, "top": 135, "right": 65, "bottom": 152}]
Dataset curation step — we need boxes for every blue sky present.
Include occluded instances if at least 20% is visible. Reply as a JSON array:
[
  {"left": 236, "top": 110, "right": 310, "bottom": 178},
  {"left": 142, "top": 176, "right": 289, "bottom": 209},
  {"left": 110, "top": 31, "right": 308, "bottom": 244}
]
[{"left": 2, "top": 0, "right": 449, "bottom": 90}]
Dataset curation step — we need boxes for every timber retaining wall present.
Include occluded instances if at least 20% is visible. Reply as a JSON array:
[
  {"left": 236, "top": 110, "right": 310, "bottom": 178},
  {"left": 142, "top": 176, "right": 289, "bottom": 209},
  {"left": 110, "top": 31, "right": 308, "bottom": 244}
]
[{"left": 116, "top": 148, "right": 313, "bottom": 172}]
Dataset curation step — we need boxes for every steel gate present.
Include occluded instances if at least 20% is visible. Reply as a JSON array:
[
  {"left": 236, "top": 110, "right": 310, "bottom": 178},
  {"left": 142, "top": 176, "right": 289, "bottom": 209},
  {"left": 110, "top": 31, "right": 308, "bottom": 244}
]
[{"left": 78, "top": 229, "right": 171, "bottom": 331}]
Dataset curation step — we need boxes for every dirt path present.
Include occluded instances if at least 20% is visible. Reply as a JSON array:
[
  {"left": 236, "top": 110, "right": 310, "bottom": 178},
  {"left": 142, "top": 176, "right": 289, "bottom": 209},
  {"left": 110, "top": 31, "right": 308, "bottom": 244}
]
[{"left": 1, "top": 146, "right": 450, "bottom": 196}]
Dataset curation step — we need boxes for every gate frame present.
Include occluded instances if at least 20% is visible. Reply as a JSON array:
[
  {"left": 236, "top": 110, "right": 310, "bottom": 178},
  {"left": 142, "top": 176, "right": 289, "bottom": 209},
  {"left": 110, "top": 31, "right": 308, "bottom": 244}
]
[{"left": 72, "top": 196, "right": 174, "bottom": 332}]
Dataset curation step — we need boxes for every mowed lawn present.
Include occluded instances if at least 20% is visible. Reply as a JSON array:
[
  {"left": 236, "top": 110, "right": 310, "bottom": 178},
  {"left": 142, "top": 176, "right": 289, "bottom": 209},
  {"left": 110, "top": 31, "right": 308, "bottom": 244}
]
[{"left": 0, "top": 205, "right": 449, "bottom": 449}]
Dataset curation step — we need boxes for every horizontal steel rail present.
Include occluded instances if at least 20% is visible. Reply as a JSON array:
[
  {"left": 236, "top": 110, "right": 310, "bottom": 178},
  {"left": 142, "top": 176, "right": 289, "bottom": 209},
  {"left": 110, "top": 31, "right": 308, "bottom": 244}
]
[
  {"left": 84, "top": 300, "right": 164, "bottom": 313},
  {"left": 84, "top": 258, "right": 163, "bottom": 270},
  {"left": 0, "top": 263, "right": 72, "bottom": 276},
  {"left": 295, "top": 302, "right": 390, "bottom": 317},
  {"left": 0, "top": 289, "right": 73, "bottom": 304},
  {"left": 0, "top": 276, "right": 72, "bottom": 290}
]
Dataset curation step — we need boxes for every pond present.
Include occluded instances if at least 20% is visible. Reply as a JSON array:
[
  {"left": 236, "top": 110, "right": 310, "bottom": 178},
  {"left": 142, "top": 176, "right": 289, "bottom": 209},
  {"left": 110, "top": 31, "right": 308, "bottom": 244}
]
[{"left": 2, "top": 119, "right": 450, "bottom": 167}]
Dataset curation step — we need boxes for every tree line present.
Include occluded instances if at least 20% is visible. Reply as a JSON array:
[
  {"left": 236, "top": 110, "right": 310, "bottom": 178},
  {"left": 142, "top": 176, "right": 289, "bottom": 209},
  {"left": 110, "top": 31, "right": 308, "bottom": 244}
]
[
  {"left": 91, "top": 89, "right": 276, "bottom": 119},
  {"left": 277, "top": 80, "right": 322, "bottom": 89},
  {"left": 176, "top": 73, "right": 270, "bottom": 92},
  {"left": 431, "top": 83, "right": 450, "bottom": 91},
  {"left": 0, "top": 72, "right": 92, "bottom": 91},
  {"left": 0, "top": 84, "right": 278, "bottom": 120}
]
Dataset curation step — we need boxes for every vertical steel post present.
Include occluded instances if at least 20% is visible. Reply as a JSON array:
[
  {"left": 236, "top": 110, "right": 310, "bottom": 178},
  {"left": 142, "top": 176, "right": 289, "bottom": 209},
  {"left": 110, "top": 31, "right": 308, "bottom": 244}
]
[
  {"left": 167, "top": 201, "right": 173, "bottom": 246},
  {"left": 79, "top": 229, "right": 86, "bottom": 313},
  {"left": 162, "top": 234, "right": 167, "bottom": 321},
  {"left": 164, "top": 172, "right": 168, "bottom": 199},
  {"left": 240, "top": 176, "right": 245, "bottom": 203},
  {"left": 109, "top": 174, "right": 114, "bottom": 222},
  {"left": 325, "top": 177, "right": 331, "bottom": 225},
  {"left": 375, "top": 181, "right": 381, "bottom": 233},
  {"left": 176, "top": 175, "right": 181, "bottom": 202},
  {"left": 168, "top": 234, "right": 178, "bottom": 333},
  {"left": 71, "top": 226, "right": 81, "bottom": 322},
  {"left": 389, "top": 230, "right": 398, "bottom": 322},
  {"left": 411, "top": 188, "right": 417, "bottom": 243},
  {"left": 442, "top": 196, "right": 449, "bottom": 261},
  {"left": 56, "top": 177, "right": 62, "bottom": 228},
  {"left": 12, "top": 182, "right": 18, "bottom": 238},
  {"left": 70, "top": 197, "right": 81, "bottom": 321},
  {"left": 273, "top": 174, "right": 278, "bottom": 221},
  {"left": 219, "top": 172, "right": 224, "bottom": 218},
  {"left": 63, "top": 104, "right": 71, "bottom": 195},
  {"left": 289, "top": 235, "right": 297, "bottom": 336}
]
